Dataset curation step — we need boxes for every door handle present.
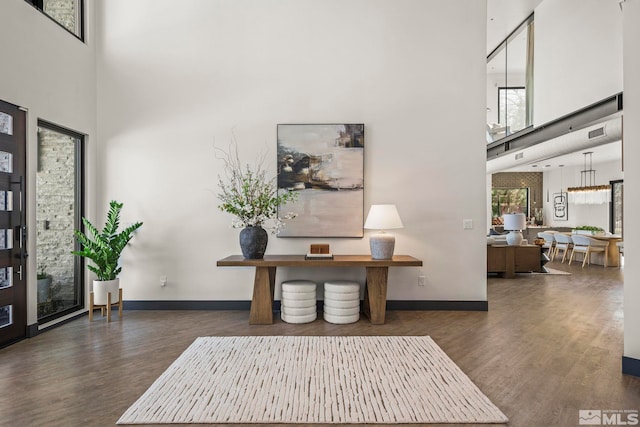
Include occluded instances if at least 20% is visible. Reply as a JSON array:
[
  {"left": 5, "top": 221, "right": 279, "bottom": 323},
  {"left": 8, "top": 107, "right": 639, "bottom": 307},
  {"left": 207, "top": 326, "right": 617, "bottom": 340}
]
[{"left": 14, "top": 225, "right": 26, "bottom": 247}]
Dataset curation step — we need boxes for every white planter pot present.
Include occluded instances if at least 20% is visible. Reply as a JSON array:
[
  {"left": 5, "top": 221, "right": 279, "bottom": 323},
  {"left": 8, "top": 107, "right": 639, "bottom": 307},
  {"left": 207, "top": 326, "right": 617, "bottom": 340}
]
[{"left": 92, "top": 279, "right": 120, "bottom": 305}]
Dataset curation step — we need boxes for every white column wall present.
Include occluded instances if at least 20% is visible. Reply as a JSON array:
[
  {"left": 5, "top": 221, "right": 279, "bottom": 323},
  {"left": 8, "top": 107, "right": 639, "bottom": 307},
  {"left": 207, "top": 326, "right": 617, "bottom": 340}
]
[
  {"left": 623, "top": 0, "right": 640, "bottom": 365},
  {"left": 0, "top": 1, "right": 97, "bottom": 325},
  {"left": 96, "top": 0, "right": 488, "bottom": 302}
]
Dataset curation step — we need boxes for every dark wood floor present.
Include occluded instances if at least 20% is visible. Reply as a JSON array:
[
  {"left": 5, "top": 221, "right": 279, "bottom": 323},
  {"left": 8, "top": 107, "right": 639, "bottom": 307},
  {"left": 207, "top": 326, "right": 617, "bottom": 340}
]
[{"left": 1, "top": 261, "right": 639, "bottom": 427}]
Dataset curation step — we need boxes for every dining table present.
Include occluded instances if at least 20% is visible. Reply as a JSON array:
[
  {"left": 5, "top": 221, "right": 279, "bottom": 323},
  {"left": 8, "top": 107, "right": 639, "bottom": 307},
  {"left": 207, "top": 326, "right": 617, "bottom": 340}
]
[{"left": 562, "top": 233, "right": 622, "bottom": 267}]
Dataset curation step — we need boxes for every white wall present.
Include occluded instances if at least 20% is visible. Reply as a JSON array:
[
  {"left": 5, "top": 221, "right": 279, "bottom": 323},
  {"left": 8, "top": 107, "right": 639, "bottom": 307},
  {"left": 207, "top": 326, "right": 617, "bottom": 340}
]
[
  {"left": 542, "top": 159, "right": 623, "bottom": 229},
  {"left": 0, "top": 1, "right": 97, "bottom": 326},
  {"left": 534, "top": 0, "right": 622, "bottom": 124},
  {"left": 623, "top": 0, "right": 640, "bottom": 365},
  {"left": 96, "top": 0, "right": 488, "bottom": 303}
]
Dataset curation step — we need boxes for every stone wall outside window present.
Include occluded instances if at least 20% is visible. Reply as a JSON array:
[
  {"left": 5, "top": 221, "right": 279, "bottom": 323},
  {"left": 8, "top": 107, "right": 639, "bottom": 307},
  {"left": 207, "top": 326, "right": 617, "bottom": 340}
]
[
  {"left": 43, "top": 0, "right": 77, "bottom": 35},
  {"left": 36, "top": 128, "right": 76, "bottom": 302}
]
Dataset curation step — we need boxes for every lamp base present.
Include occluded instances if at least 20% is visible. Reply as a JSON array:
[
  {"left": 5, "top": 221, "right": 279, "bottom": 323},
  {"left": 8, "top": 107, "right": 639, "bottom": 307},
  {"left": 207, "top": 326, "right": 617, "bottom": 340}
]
[
  {"left": 370, "top": 232, "right": 395, "bottom": 259},
  {"left": 506, "top": 230, "right": 523, "bottom": 246}
]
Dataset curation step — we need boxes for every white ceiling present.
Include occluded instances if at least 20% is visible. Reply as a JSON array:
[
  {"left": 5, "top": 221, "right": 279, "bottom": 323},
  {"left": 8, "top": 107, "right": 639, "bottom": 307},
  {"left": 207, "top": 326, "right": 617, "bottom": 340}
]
[
  {"left": 486, "top": 0, "right": 622, "bottom": 174},
  {"left": 499, "top": 140, "right": 622, "bottom": 172}
]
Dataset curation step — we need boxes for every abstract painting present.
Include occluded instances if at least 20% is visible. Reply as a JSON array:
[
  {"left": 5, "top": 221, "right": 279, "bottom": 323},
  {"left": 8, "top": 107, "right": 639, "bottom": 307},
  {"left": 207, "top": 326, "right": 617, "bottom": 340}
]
[
  {"left": 277, "top": 124, "right": 364, "bottom": 237},
  {"left": 553, "top": 192, "right": 568, "bottom": 221}
]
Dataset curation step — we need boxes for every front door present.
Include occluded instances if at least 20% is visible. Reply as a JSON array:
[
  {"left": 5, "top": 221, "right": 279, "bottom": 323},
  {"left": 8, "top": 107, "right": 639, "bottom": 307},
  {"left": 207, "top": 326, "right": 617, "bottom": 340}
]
[{"left": 0, "top": 100, "right": 27, "bottom": 347}]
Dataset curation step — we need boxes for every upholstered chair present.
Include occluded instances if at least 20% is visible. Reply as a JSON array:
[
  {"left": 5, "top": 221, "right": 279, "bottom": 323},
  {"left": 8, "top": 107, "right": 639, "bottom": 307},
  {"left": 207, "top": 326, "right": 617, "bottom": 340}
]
[
  {"left": 538, "top": 232, "right": 557, "bottom": 259},
  {"left": 553, "top": 234, "right": 574, "bottom": 263},
  {"left": 569, "top": 235, "right": 609, "bottom": 267}
]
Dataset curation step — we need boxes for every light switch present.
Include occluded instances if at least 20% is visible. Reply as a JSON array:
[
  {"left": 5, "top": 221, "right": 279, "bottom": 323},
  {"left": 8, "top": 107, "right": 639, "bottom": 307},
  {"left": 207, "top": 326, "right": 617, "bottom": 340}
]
[{"left": 463, "top": 219, "right": 473, "bottom": 230}]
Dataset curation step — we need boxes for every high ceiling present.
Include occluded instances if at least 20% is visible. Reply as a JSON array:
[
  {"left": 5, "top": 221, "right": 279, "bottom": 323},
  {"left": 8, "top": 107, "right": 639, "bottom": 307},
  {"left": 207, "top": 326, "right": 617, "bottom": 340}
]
[{"left": 486, "top": 0, "right": 622, "bottom": 174}]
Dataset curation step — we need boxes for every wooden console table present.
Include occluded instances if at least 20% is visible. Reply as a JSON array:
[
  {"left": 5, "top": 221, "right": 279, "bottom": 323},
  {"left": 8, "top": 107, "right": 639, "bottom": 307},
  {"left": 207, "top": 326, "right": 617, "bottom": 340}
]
[
  {"left": 487, "top": 245, "right": 546, "bottom": 278},
  {"left": 216, "top": 255, "right": 423, "bottom": 325}
]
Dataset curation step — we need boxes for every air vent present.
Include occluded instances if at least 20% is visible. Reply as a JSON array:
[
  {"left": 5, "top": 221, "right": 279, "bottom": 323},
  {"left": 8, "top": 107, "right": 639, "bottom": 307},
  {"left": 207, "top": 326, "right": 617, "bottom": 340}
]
[
  {"left": 515, "top": 152, "right": 524, "bottom": 160},
  {"left": 588, "top": 126, "right": 606, "bottom": 139}
]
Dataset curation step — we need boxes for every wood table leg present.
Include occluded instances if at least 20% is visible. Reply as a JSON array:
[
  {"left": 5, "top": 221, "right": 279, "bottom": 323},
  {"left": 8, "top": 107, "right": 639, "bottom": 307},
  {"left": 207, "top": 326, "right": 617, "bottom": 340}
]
[
  {"left": 249, "top": 266, "right": 276, "bottom": 325},
  {"left": 363, "top": 266, "right": 389, "bottom": 324},
  {"left": 504, "top": 246, "right": 515, "bottom": 279}
]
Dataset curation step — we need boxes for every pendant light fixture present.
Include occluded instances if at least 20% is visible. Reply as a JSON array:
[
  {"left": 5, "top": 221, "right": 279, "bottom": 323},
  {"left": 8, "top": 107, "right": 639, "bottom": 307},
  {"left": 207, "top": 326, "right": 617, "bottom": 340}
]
[{"left": 567, "top": 152, "right": 611, "bottom": 204}]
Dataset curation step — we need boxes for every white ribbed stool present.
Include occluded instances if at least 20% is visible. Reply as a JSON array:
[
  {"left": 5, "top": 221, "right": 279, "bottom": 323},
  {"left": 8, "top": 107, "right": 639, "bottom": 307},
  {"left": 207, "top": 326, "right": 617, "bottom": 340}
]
[
  {"left": 323, "top": 281, "right": 360, "bottom": 324},
  {"left": 280, "top": 280, "right": 317, "bottom": 324}
]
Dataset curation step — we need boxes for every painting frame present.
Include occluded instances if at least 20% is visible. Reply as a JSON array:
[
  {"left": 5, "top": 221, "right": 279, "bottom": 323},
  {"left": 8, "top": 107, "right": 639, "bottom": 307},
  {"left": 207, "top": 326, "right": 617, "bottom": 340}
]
[
  {"left": 276, "top": 123, "right": 364, "bottom": 238},
  {"left": 553, "top": 192, "right": 568, "bottom": 221}
]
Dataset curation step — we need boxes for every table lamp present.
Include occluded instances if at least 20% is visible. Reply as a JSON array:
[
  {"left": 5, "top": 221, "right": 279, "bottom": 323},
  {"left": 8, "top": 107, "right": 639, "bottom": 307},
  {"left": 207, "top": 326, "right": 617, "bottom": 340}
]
[
  {"left": 503, "top": 213, "right": 526, "bottom": 246},
  {"left": 364, "top": 204, "right": 404, "bottom": 259}
]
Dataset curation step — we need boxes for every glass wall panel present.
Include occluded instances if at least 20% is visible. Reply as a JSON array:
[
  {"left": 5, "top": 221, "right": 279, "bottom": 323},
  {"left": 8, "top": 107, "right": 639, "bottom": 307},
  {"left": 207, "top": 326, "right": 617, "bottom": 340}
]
[
  {"left": 36, "top": 123, "right": 83, "bottom": 321},
  {"left": 487, "top": 14, "right": 534, "bottom": 143}
]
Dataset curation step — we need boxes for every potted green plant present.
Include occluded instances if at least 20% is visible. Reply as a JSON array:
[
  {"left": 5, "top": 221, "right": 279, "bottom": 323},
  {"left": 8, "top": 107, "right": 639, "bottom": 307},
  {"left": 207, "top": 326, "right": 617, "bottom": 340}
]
[
  {"left": 36, "top": 266, "right": 52, "bottom": 302},
  {"left": 573, "top": 225, "right": 605, "bottom": 236},
  {"left": 71, "top": 200, "right": 143, "bottom": 308},
  {"left": 216, "top": 143, "right": 297, "bottom": 259}
]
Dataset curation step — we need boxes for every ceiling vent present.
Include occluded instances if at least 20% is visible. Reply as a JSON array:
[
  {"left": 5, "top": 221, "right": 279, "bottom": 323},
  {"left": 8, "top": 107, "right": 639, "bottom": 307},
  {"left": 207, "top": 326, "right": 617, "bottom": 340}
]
[
  {"left": 486, "top": 117, "right": 622, "bottom": 174},
  {"left": 588, "top": 126, "right": 606, "bottom": 139}
]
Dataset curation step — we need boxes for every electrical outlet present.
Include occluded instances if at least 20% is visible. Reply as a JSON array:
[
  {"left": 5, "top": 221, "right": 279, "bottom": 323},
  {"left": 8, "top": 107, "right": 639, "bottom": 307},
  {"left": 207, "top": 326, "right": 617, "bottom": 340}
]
[
  {"left": 463, "top": 219, "right": 473, "bottom": 230},
  {"left": 160, "top": 276, "right": 167, "bottom": 287},
  {"left": 418, "top": 275, "right": 425, "bottom": 286}
]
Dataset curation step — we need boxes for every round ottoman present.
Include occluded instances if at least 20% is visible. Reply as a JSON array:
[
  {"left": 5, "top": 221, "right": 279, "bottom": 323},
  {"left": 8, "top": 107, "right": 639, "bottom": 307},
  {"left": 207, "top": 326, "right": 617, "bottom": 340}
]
[
  {"left": 280, "top": 280, "right": 317, "bottom": 324},
  {"left": 323, "top": 281, "right": 360, "bottom": 324}
]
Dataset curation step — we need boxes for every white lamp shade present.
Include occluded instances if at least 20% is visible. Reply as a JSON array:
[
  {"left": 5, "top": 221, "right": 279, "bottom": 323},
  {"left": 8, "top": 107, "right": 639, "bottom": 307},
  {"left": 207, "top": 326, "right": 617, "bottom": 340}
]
[
  {"left": 364, "top": 204, "right": 404, "bottom": 230},
  {"left": 503, "top": 213, "right": 526, "bottom": 231}
]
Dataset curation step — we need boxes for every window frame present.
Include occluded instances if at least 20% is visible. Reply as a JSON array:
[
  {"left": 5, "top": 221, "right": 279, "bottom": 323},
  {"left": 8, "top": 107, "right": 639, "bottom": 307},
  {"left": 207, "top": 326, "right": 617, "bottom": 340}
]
[
  {"left": 609, "top": 179, "right": 623, "bottom": 235},
  {"left": 24, "top": 0, "right": 85, "bottom": 42}
]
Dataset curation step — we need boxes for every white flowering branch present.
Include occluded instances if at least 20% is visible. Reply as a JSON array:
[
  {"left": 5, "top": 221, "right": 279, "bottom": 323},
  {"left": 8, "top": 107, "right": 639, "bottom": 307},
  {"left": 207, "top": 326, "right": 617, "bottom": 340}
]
[{"left": 215, "top": 139, "right": 297, "bottom": 234}]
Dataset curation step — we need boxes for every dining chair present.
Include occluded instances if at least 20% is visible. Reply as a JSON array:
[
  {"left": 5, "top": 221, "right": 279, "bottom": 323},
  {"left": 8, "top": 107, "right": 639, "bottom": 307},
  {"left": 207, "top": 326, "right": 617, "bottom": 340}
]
[
  {"left": 553, "top": 233, "right": 574, "bottom": 263},
  {"left": 569, "top": 234, "right": 609, "bottom": 267},
  {"left": 538, "top": 232, "right": 557, "bottom": 259},
  {"left": 616, "top": 241, "right": 624, "bottom": 268}
]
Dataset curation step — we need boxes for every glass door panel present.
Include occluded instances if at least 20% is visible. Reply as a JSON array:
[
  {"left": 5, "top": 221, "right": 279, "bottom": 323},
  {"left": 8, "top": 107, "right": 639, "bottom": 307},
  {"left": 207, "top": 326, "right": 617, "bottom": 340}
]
[{"left": 36, "top": 122, "right": 83, "bottom": 322}]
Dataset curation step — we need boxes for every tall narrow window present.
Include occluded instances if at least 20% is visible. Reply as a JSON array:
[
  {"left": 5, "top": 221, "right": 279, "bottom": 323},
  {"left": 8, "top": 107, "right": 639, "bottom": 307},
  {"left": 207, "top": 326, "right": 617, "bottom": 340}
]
[
  {"left": 25, "top": 0, "right": 84, "bottom": 40},
  {"left": 610, "top": 180, "right": 623, "bottom": 235},
  {"left": 36, "top": 121, "right": 84, "bottom": 323},
  {"left": 498, "top": 87, "right": 527, "bottom": 134}
]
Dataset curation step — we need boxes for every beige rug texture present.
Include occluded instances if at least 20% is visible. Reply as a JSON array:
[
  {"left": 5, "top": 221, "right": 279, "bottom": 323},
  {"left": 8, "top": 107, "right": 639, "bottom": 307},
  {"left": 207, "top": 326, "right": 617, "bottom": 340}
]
[
  {"left": 117, "top": 335, "right": 508, "bottom": 425},
  {"left": 531, "top": 267, "right": 572, "bottom": 275}
]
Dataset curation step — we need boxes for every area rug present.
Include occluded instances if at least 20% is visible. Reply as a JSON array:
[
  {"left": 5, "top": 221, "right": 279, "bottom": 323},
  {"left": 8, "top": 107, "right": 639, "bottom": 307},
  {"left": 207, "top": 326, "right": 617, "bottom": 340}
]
[
  {"left": 117, "top": 336, "right": 508, "bottom": 425},
  {"left": 532, "top": 267, "right": 571, "bottom": 275}
]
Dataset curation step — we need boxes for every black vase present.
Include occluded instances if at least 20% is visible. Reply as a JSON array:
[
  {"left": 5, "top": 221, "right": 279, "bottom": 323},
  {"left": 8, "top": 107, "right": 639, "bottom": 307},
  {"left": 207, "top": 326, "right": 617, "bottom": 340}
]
[{"left": 239, "top": 226, "right": 268, "bottom": 259}]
